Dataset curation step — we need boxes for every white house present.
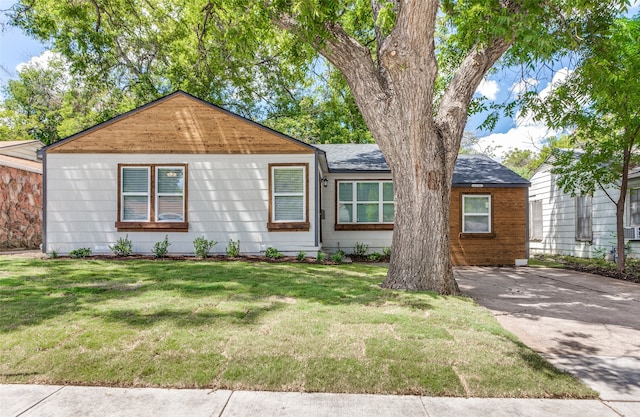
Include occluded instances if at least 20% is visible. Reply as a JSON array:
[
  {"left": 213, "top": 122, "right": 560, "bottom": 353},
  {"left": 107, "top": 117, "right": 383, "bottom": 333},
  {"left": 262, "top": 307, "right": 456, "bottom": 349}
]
[
  {"left": 529, "top": 161, "right": 640, "bottom": 258},
  {"left": 40, "top": 91, "right": 530, "bottom": 265}
]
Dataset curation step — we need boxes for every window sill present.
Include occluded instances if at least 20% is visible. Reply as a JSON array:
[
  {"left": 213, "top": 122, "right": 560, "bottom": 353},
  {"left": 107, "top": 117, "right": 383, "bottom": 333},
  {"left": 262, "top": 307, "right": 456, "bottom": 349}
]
[
  {"left": 459, "top": 232, "right": 496, "bottom": 239},
  {"left": 575, "top": 238, "right": 593, "bottom": 243},
  {"left": 115, "top": 221, "right": 189, "bottom": 232},
  {"left": 267, "top": 222, "right": 310, "bottom": 232},
  {"left": 335, "top": 224, "right": 394, "bottom": 231}
]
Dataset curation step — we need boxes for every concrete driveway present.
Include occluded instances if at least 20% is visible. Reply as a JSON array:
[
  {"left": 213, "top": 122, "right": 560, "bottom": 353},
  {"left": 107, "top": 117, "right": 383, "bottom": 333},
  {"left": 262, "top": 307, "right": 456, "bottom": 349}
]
[{"left": 455, "top": 266, "right": 640, "bottom": 402}]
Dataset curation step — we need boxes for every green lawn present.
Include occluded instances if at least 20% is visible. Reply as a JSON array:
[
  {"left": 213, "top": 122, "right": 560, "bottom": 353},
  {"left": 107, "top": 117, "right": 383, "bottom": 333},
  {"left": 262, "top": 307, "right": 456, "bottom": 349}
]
[{"left": 0, "top": 256, "right": 594, "bottom": 398}]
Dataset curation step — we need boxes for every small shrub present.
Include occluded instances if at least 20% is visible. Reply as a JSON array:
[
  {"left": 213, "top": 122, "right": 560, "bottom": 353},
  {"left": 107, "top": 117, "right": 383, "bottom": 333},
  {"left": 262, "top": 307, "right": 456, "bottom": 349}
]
[
  {"left": 297, "top": 250, "right": 306, "bottom": 261},
  {"left": 317, "top": 251, "right": 326, "bottom": 262},
  {"left": 226, "top": 239, "right": 241, "bottom": 257},
  {"left": 265, "top": 247, "right": 282, "bottom": 259},
  {"left": 368, "top": 252, "right": 382, "bottom": 261},
  {"left": 69, "top": 247, "right": 92, "bottom": 258},
  {"left": 109, "top": 235, "right": 133, "bottom": 256},
  {"left": 352, "top": 242, "right": 369, "bottom": 257},
  {"left": 193, "top": 236, "right": 217, "bottom": 258},
  {"left": 47, "top": 249, "right": 59, "bottom": 259},
  {"left": 382, "top": 247, "right": 392, "bottom": 258},
  {"left": 331, "top": 251, "right": 345, "bottom": 264},
  {"left": 152, "top": 235, "right": 171, "bottom": 258}
]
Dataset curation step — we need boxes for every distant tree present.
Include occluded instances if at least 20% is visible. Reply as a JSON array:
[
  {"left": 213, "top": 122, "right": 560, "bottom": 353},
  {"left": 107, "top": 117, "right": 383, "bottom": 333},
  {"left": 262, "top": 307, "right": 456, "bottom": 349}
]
[
  {"left": 501, "top": 148, "right": 535, "bottom": 179},
  {"left": 527, "top": 16, "right": 640, "bottom": 272},
  {"left": 0, "top": 53, "right": 136, "bottom": 144},
  {"left": 501, "top": 136, "right": 573, "bottom": 179}
]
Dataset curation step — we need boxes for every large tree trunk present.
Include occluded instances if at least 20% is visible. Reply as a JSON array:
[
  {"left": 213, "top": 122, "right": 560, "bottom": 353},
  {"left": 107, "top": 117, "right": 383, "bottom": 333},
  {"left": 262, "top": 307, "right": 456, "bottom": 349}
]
[{"left": 383, "top": 137, "right": 459, "bottom": 294}]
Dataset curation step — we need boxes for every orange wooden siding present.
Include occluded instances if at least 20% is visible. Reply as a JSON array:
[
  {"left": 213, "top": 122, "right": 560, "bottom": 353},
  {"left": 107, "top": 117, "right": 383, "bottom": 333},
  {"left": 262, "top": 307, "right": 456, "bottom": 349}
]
[
  {"left": 48, "top": 94, "right": 314, "bottom": 155},
  {"left": 450, "top": 187, "right": 527, "bottom": 266}
]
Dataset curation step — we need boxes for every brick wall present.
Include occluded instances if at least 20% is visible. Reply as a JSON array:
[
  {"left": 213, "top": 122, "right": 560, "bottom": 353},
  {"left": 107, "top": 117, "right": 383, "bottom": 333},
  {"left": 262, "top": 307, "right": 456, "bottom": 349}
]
[{"left": 0, "top": 166, "right": 43, "bottom": 249}]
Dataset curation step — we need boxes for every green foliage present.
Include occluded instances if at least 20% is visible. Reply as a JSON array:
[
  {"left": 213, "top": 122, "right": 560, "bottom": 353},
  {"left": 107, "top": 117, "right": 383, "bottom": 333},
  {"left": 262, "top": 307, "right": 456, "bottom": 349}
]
[
  {"left": 265, "top": 247, "right": 282, "bottom": 259},
  {"left": 226, "top": 240, "right": 241, "bottom": 257},
  {"left": 152, "top": 235, "right": 171, "bottom": 258},
  {"left": 297, "top": 250, "right": 306, "bottom": 261},
  {"left": 367, "top": 252, "right": 382, "bottom": 261},
  {"left": 352, "top": 242, "right": 369, "bottom": 257},
  {"left": 0, "top": 52, "right": 137, "bottom": 144},
  {"left": 382, "top": 247, "right": 391, "bottom": 258},
  {"left": 69, "top": 248, "right": 92, "bottom": 258},
  {"left": 316, "top": 251, "right": 327, "bottom": 262},
  {"left": 47, "top": 249, "right": 59, "bottom": 259},
  {"left": 331, "top": 251, "right": 345, "bottom": 263},
  {"left": 193, "top": 236, "right": 217, "bottom": 258},
  {"left": 109, "top": 235, "right": 133, "bottom": 257}
]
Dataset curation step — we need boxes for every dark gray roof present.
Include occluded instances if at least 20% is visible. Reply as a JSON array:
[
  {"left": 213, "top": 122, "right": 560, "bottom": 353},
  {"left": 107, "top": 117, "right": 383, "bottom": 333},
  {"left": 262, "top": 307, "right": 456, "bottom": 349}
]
[{"left": 315, "top": 144, "right": 529, "bottom": 186}]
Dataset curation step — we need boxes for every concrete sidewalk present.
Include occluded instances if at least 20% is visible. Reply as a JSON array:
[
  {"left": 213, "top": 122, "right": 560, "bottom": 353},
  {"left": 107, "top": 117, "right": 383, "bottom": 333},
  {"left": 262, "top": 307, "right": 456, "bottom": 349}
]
[{"left": 3, "top": 384, "right": 638, "bottom": 417}]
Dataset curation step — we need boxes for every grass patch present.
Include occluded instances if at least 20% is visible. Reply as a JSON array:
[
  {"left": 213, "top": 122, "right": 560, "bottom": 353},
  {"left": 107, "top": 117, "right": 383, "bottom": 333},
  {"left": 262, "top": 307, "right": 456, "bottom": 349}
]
[{"left": 0, "top": 256, "right": 594, "bottom": 397}]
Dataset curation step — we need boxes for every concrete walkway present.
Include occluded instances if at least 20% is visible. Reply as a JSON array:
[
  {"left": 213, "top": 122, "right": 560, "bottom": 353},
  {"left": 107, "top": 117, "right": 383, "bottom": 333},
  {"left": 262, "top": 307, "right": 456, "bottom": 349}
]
[
  {"left": 2, "top": 384, "right": 636, "bottom": 417},
  {"left": 456, "top": 266, "right": 640, "bottom": 405}
]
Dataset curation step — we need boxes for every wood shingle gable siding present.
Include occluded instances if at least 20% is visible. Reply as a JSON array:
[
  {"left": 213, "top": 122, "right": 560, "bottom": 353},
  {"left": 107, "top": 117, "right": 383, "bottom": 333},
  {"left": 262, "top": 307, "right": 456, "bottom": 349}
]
[{"left": 46, "top": 92, "right": 315, "bottom": 155}]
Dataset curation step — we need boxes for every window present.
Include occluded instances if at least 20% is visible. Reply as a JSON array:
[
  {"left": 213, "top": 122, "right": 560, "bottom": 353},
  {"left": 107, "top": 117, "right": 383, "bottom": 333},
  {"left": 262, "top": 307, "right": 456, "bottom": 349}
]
[
  {"left": 336, "top": 181, "right": 394, "bottom": 230},
  {"left": 575, "top": 195, "right": 592, "bottom": 241},
  {"left": 630, "top": 189, "right": 640, "bottom": 226},
  {"left": 530, "top": 200, "right": 543, "bottom": 241},
  {"left": 268, "top": 163, "right": 309, "bottom": 231},
  {"left": 116, "top": 164, "right": 188, "bottom": 232},
  {"left": 462, "top": 194, "right": 491, "bottom": 233}
]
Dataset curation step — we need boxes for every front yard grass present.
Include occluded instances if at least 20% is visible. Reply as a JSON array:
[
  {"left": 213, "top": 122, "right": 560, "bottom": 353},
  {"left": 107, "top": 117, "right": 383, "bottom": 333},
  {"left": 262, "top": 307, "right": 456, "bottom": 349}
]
[{"left": 0, "top": 256, "right": 594, "bottom": 398}]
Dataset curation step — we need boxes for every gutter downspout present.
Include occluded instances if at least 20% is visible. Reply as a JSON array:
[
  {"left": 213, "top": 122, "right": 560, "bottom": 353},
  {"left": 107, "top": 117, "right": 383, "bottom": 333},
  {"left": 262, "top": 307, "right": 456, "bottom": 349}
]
[
  {"left": 314, "top": 150, "right": 320, "bottom": 248},
  {"left": 525, "top": 187, "right": 530, "bottom": 262},
  {"left": 40, "top": 150, "right": 47, "bottom": 253}
]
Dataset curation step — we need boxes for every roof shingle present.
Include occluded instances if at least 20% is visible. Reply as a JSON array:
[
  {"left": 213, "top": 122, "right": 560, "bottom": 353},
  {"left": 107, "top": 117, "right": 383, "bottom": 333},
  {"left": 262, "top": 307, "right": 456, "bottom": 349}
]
[{"left": 315, "top": 144, "right": 529, "bottom": 186}]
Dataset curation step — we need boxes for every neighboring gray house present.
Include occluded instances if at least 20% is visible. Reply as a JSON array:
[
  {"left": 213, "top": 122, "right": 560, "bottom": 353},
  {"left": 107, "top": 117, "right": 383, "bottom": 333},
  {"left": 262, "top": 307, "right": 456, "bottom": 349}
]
[
  {"left": 40, "top": 91, "right": 529, "bottom": 265},
  {"left": 529, "top": 161, "right": 640, "bottom": 258}
]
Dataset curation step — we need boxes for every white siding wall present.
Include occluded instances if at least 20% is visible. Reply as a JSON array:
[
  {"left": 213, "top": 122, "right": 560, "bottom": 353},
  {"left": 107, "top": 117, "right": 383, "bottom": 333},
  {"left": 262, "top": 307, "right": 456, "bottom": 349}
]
[
  {"left": 321, "top": 172, "right": 393, "bottom": 254},
  {"left": 529, "top": 164, "right": 625, "bottom": 258},
  {"left": 45, "top": 153, "right": 319, "bottom": 255}
]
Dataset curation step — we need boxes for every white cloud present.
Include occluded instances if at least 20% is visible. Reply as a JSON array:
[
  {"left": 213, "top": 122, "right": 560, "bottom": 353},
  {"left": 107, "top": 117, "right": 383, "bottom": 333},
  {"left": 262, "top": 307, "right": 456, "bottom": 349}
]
[
  {"left": 15, "top": 50, "right": 61, "bottom": 73},
  {"left": 476, "top": 79, "right": 499, "bottom": 100},
  {"left": 538, "top": 67, "right": 572, "bottom": 100},
  {"left": 510, "top": 78, "right": 538, "bottom": 95},
  {"left": 477, "top": 123, "right": 558, "bottom": 160},
  {"left": 475, "top": 69, "right": 574, "bottom": 159}
]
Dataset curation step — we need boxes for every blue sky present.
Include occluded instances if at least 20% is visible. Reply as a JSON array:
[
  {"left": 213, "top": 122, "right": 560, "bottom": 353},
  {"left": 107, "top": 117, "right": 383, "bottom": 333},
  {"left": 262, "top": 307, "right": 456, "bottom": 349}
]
[{"left": 1, "top": 0, "right": 638, "bottom": 157}]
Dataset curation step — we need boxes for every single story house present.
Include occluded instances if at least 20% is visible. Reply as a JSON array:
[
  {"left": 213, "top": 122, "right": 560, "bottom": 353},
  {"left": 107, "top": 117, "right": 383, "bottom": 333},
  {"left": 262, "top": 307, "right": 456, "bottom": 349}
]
[
  {"left": 0, "top": 140, "right": 44, "bottom": 249},
  {"left": 40, "top": 91, "right": 529, "bottom": 265},
  {"left": 529, "top": 161, "right": 640, "bottom": 258}
]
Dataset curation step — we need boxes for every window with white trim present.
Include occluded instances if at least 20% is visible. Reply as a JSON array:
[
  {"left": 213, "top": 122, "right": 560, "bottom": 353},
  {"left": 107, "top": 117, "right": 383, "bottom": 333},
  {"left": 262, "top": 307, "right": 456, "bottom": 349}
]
[
  {"left": 575, "top": 195, "right": 592, "bottom": 241},
  {"left": 462, "top": 194, "right": 491, "bottom": 233},
  {"left": 337, "top": 181, "right": 394, "bottom": 224},
  {"left": 121, "top": 167, "right": 151, "bottom": 221},
  {"left": 268, "top": 164, "right": 309, "bottom": 231},
  {"left": 117, "top": 164, "right": 187, "bottom": 231},
  {"left": 630, "top": 189, "right": 640, "bottom": 226},
  {"left": 530, "top": 200, "right": 543, "bottom": 241}
]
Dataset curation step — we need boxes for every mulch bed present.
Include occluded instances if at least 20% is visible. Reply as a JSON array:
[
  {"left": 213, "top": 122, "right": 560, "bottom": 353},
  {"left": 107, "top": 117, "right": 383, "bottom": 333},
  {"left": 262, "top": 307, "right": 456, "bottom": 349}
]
[
  {"left": 543, "top": 259, "right": 640, "bottom": 284},
  {"left": 48, "top": 254, "right": 390, "bottom": 265}
]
